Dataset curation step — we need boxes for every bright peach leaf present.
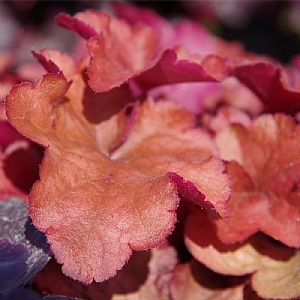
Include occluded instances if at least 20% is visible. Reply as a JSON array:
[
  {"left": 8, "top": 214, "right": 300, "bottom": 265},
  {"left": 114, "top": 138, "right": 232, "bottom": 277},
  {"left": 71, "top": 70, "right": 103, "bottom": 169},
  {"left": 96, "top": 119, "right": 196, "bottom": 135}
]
[
  {"left": 251, "top": 250, "right": 300, "bottom": 299},
  {"left": 184, "top": 210, "right": 300, "bottom": 299},
  {"left": 56, "top": 10, "right": 160, "bottom": 92},
  {"left": 33, "top": 48, "right": 135, "bottom": 124},
  {"left": 112, "top": 99, "right": 230, "bottom": 218},
  {"left": 170, "top": 260, "right": 245, "bottom": 300},
  {"left": 56, "top": 10, "right": 229, "bottom": 94},
  {"left": 216, "top": 114, "right": 300, "bottom": 247},
  {"left": 6, "top": 74, "right": 229, "bottom": 284},
  {"left": 5, "top": 74, "right": 177, "bottom": 284}
]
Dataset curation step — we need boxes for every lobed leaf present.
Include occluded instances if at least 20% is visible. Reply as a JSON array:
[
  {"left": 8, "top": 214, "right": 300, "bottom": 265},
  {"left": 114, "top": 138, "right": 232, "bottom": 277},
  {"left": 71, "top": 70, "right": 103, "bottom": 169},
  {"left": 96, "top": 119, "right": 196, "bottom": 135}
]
[
  {"left": 6, "top": 73, "right": 230, "bottom": 283},
  {"left": 114, "top": 3, "right": 300, "bottom": 115},
  {"left": 216, "top": 114, "right": 300, "bottom": 247},
  {"left": 111, "top": 99, "right": 230, "bottom": 218},
  {"left": 184, "top": 209, "right": 300, "bottom": 299},
  {"left": 33, "top": 48, "right": 135, "bottom": 125},
  {"left": 55, "top": 9, "right": 231, "bottom": 95}
]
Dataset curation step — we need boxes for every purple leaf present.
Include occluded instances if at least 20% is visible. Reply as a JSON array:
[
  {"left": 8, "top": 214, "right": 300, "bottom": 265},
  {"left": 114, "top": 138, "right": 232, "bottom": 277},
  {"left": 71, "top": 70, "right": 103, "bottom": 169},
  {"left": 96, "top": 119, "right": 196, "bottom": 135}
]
[
  {"left": 0, "top": 288, "right": 81, "bottom": 300},
  {"left": 0, "top": 238, "right": 28, "bottom": 293},
  {"left": 0, "top": 197, "right": 51, "bottom": 292}
]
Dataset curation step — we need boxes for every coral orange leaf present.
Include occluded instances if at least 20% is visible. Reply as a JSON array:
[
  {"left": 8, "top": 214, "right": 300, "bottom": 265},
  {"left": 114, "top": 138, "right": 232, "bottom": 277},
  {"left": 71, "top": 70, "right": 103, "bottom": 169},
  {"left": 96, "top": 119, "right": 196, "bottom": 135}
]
[
  {"left": 5, "top": 74, "right": 178, "bottom": 283},
  {"left": 6, "top": 74, "right": 230, "bottom": 283},
  {"left": 216, "top": 114, "right": 300, "bottom": 247}
]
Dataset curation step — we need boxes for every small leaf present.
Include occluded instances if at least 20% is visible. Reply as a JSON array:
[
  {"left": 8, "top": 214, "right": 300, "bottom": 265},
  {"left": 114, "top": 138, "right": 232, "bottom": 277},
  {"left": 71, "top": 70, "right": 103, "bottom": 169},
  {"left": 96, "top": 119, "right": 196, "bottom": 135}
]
[
  {"left": 56, "top": 12, "right": 99, "bottom": 39},
  {"left": 216, "top": 114, "right": 300, "bottom": 247},
  {"left": 0, "top": 238, "right": 28, "bottom": 293},
  {"left": 233, "top": 62, "right": 300, "bottom": 114},
  {"left": 0, "top": 197, "right": 51, "bottom": 291}
]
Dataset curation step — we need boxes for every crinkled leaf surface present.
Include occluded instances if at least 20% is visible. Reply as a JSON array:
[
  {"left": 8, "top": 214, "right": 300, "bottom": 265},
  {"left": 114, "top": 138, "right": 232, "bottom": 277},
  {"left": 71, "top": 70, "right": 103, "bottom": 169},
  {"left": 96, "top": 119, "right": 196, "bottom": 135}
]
[
  {"left": 216, "top": 114, "right": 300, "bottom": 247},
  {"left": 169, "top": 260, "right": 245, "bottom": 300},
  {"left": 251, "top": 250, "right": 300, "bottom": 299},
  {"left": 87, "top": 35, "right": 228, "bottom": 93},
  {"left": 33, "top": 48, "right": 135, "bottom": 123},
  {"left": 56, "top": 10, "right": 159, "bottom": 92},
  {"left": 34, "top": 243, "right": 177, "bottom": 300},
  {"left": 6, "top": 74, "right": 179, "bottom": 284},
  {"left": 0, "top": 197, "right": 51, "bottom": 293},
  {"left": 56, "top": 10, "right": 230, "bottom": 94},
  {"left": 6, "top": 74, "right": 230, "bottom": 283},
  {"left": 111, "top": 98, "right": 230, "bottom": 218},
  {"left": 57, "top": 7, "right": 299, "bottom": 117},
  {"left": 184, "top": 210, "right": 300, "bottom": 299}
]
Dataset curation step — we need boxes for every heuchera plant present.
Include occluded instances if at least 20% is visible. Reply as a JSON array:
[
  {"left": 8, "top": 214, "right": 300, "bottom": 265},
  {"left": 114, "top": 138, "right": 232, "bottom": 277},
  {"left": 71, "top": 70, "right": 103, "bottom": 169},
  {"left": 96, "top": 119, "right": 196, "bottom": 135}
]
[{"left": 2, "top": 2, "right": 300, "bottom": 299}]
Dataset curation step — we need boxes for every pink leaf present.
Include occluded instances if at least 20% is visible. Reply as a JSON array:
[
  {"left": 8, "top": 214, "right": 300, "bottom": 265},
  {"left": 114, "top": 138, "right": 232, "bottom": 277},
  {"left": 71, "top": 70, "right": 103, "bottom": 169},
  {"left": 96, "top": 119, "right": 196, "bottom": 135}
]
[
  {"left": 233, "top": 62, "right": 300, "bottom": 114},
  {"left": 56, "top": 12, "right": 99, "bottom": 39}
]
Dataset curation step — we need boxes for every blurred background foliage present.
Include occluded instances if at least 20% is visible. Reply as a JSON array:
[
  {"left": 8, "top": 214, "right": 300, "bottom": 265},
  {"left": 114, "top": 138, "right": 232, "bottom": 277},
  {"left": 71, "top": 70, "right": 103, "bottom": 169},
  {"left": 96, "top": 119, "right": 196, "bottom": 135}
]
[{"left": 1, "top": 0, "right": 300, "bottom": 64}]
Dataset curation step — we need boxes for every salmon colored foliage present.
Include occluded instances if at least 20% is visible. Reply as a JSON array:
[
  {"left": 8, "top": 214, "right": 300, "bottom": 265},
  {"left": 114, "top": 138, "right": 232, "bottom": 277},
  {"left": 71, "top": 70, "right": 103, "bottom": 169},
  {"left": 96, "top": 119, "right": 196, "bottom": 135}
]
[
  {"left": 112, "top": 3, "right": 300, "bottom": 114},
  {"left": 216, "top": 115, "right": 300, "bottom": 247},
  {"left": 6, "top": 73, "right": 230, "bottom": 283},
  {"left": 2, "top": 2, "right": 300, "bottom": 299}
]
